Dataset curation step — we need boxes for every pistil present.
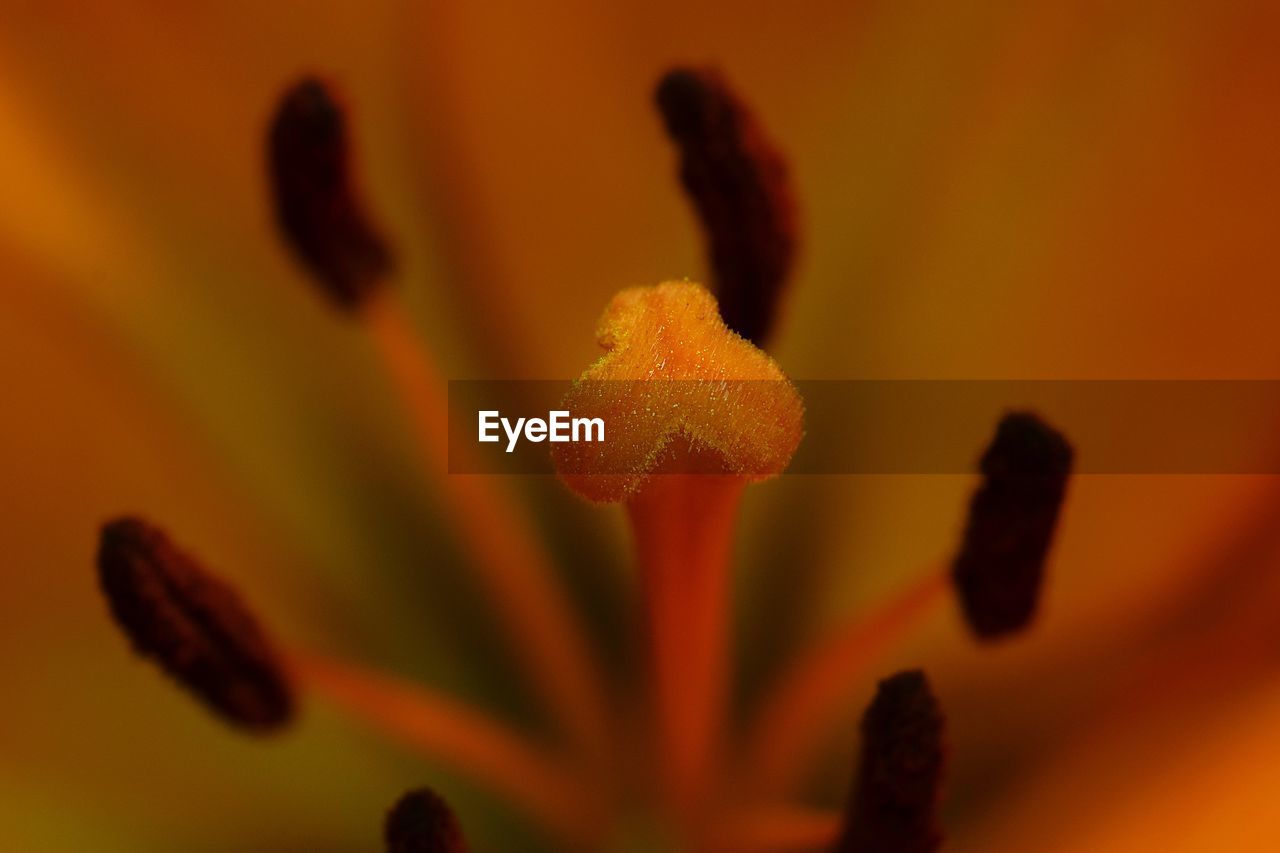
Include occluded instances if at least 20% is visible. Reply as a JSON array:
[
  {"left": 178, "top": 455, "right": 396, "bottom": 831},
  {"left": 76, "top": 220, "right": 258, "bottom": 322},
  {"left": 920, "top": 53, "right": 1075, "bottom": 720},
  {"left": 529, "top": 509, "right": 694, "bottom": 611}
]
[{"left": 553, "top": 281, "right": 803, "bottom": 842}]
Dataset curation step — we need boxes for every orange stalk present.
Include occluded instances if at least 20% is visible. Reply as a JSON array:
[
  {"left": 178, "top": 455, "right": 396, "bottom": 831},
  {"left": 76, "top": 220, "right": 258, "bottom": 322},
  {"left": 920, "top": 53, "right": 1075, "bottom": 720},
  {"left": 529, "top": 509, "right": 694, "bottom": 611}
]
[
  {"left": 710, "top": 805, "right": 841, "bottom": 853},
  {"left": 740, "top": 568, "right": 948, "bottom": 798},
  {"left": 628, "top": 470, "right": 746, "bottom": 835},
  {"left": 360, "top": 293, "right": 608, "bottom": 760},
  {"left": 548, "top": 281, "right": 805, "bottom": 840},
  {"left": 292, "top": 651, "right": 600, "bottom": 845}
]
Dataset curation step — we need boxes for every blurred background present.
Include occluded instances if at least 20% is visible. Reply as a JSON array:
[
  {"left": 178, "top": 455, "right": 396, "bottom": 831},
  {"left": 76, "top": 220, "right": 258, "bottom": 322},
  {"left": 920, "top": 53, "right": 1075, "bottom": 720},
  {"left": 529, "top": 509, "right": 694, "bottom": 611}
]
[{"left": 4, "top": 0, "right": 1280, "bottom": 850}]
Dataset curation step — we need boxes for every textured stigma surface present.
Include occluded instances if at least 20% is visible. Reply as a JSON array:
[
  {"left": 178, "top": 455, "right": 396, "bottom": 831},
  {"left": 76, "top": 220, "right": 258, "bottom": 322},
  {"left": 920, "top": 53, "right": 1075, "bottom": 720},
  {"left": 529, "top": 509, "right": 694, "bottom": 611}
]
[{"left": 553, "top": 281, "right": 803, "bottom": 503}]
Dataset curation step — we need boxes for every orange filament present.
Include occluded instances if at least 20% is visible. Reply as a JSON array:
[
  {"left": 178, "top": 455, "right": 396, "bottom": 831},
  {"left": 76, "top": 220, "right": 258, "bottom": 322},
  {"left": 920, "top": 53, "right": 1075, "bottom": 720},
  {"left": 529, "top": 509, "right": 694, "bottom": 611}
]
[
  {"left": 292, "top": 651, "right": 600, "bottom": 845},
  {"left": 710, "top": 805, "right": 841, "bottom": 853},
  {"left": 739, "top": 568, "right": 948, "bottom": 799},
  {"left": 361, "top": 292, "right": 609, "bottom": 762}
]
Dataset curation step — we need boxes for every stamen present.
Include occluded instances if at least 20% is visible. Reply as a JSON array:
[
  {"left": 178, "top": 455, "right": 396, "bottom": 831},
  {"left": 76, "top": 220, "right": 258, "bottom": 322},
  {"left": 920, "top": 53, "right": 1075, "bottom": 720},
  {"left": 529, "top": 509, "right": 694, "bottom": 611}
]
[
  {"left": 742, "top": 414, "right": 1072, "bottom": 796},
  {"left": 739, "top": 571, "right": 948, "bottom": 799},
  {"left": 362, "top": 295, "right": 610, "bottom": 761},
  {"left": 293, "top": 652, "right": 599, "bottom": 844},
  {"left": 655, "top": 68, "right": 798, "bottom": 345},
  {"left": 385, "top": 787, "right": 468, "bottom": 853},
  {"left": 952, "top": 411, "right": 1073, "bottom": 639},
  {"left": 268, "top": 76, "right": 392, "bottom": 310},
  {"left": 553, "top": 281, "right": 802, "bottom": 837},
  {"left": 834, "top": 670, "right": 946, "bottom": 853},
  {"left": 264, "top": 76, "right": 609, "bottom": 758},
  {"left": 711, "top": 805, "right": 841, "bottom": 852},
  {"left": 96, "top": 517, "right": 294, "bottom": 731}
]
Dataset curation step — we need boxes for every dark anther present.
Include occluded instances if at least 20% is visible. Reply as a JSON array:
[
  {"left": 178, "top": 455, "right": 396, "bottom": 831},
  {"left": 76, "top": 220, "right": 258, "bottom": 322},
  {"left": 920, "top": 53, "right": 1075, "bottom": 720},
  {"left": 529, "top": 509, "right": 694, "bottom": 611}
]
[
  {"left": 267, "top": 76, "right": 393, "bottom": 311},
  {"left": 655, "top": 67, "right": 797, "bottom": 346},
  {"left": 97, "top": 516, "right": 295, "bottom": 731},
  {"left": 951, "top": 411, "right": 1074, "bottom": 640},
  {"left": 385, "top": 788, "right": 469, "bottom": 853},
  {"left": 835, "top": 670, "right": 946, "bottom": 853}
]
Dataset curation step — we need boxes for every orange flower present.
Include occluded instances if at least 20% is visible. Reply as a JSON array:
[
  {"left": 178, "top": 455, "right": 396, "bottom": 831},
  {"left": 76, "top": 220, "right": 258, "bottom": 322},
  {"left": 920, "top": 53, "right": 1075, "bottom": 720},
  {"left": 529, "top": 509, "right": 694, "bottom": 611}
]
[{"left": 5, "top": 3, "right": 1280, "bottom": 851}]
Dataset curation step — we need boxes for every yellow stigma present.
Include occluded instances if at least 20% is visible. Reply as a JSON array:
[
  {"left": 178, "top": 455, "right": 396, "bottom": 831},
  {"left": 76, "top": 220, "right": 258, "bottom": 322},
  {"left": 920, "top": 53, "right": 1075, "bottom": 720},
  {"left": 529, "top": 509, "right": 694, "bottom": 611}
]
[{"left": 554, "top": 280, "right": 803, "bottom": 503}]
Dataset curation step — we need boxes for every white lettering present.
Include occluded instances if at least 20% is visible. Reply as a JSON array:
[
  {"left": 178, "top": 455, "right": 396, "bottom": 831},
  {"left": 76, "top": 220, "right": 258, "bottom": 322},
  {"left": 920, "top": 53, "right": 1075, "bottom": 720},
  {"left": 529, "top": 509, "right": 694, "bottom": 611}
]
[
  {"left": 480, "top": 410, "right": 605, "bottom": 453},
  {"left": 573, "top": 416, "right": 605, "bottom": 442},
  {"left": 502, "top": 416, "right": 526, "bottom": 453},
  {"left": 478, "top": 411, "right": 500, "bottom": 443},
  {"left": 549, "top": 410, "right": 570, "bottom": 441}
]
